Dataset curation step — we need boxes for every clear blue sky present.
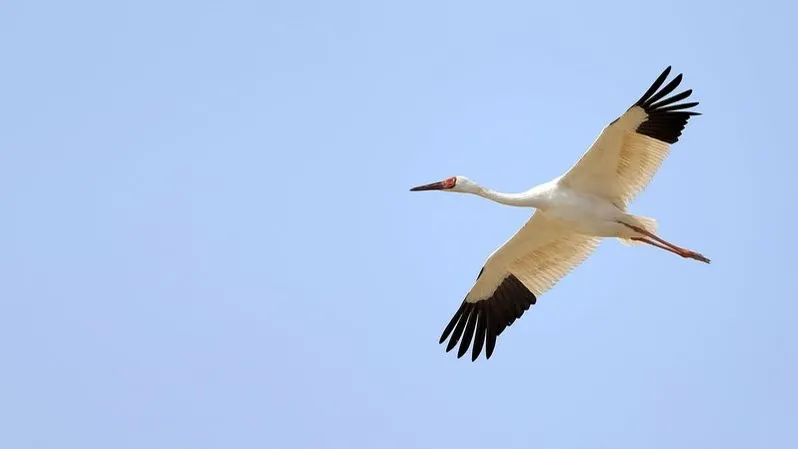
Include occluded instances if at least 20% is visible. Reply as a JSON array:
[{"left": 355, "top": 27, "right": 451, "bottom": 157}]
[{"left": 1, "top": 0, "right": 796, "bottom": 448}]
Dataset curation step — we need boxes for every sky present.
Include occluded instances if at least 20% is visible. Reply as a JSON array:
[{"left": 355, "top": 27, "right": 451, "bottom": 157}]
[{"left": 1, "top": 0, "right": 796, "bottom": 448}]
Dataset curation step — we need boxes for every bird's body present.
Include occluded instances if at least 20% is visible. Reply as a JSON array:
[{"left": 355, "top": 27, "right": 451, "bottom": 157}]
[
  {"left": 410, "top": 67, "right": 709, "bottom": 362},
  {"left": 525, "top": 181, "right": 629, "bottom": 237}
]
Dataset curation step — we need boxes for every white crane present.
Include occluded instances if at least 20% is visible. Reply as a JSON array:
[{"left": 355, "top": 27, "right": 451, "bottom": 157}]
[{"left": 410, "top": 66, "right": 709, "bottom": 362}]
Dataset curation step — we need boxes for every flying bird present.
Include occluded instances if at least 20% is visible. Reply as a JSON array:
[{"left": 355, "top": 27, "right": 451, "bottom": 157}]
[{"left": 410, "top": 66, "right": 708, "bottom": 362}]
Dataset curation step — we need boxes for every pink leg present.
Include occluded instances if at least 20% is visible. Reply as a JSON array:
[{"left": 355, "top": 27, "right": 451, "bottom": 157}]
[{"left": 624, "top": 224, "right": 711, "bottom": 264}]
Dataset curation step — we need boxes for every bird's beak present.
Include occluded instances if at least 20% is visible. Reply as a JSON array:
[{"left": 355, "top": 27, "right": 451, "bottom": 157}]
[
  {"left": 410, "top": 181, "right": 447, "bottom": 191},
  {"left": 410, "top": 177, "right": 457, "bottom": 192}
]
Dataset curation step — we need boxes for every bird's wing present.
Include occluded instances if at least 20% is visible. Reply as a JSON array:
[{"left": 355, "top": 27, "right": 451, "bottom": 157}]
[
  {"left": 559, "top": 67, "right": 700, "bottom": 208},
  {"left": 440, "top": 211, "right": 600, "bottom": 361}
]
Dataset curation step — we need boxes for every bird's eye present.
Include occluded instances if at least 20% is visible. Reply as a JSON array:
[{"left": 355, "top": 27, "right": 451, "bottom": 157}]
[{"left": 444, "top": 177, "right": 457, "bottom": 189}]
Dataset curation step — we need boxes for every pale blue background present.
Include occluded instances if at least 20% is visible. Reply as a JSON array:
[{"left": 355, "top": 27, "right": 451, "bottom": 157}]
[{"left": 1, "top": 1, "right": 796, "bottom": 448}]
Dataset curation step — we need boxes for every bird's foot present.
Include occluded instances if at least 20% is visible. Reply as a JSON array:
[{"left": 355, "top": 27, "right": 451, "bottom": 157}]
[{"left": 682, "top": 250, "right": 711, "bottom": 264}]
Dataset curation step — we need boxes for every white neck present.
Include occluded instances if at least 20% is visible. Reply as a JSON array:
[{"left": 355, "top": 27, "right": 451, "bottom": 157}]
[{"left": 473, "top": 185, "right": 546, "bottom": 208}]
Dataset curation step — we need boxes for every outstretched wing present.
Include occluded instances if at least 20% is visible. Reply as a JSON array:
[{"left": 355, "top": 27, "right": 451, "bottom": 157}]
[
  {"left": 440, "top": 212, "right": 600, "bottom": 361},
  {"left": 560, "top": 66, "right": 700, "bottom": 208}
]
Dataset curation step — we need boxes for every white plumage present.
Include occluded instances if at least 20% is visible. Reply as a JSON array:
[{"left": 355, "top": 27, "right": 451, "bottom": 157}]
[{"left": 410, "top": 66, "right": 709, "bottom": 361}]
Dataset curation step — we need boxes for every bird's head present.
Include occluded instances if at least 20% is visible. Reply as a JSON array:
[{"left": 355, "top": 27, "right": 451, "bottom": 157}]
[{"left": 409, "top": 175, "right": 480, "bottom": 194}]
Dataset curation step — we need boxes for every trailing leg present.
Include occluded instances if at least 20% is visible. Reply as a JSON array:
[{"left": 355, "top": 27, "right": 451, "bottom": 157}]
[{"left": 622, "top": 223, "right": 710, "bottom": 264}]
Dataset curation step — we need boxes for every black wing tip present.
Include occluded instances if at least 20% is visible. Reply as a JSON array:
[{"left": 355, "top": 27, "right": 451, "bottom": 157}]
[
  {"left": 439, "top": 274, "right": 537, "bottom": 362},
  {"left": 633, "top": 67, "right": 701, "bottom": 144}
]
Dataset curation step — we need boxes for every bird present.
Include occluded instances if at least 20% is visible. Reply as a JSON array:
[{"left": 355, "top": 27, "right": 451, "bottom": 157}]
[{"left": 409, "top": 66, "right": 708, "bottom": 362}]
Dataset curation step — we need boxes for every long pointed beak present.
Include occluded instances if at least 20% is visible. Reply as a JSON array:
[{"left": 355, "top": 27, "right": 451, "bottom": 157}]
[{"left": 410, "top": 181, "right": 446, "bottom": 192}]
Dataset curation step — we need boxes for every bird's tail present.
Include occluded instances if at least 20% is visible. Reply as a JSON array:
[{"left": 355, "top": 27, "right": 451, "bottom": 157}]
[{"left": 619, "top": 215, "right": 658, "bottom": 246}]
